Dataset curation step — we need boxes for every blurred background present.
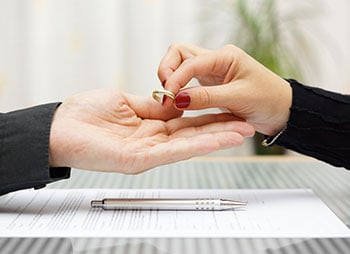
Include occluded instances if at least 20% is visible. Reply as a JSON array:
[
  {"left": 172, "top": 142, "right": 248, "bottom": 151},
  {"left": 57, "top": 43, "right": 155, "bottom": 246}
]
[{"left": 0, "top": 0, "right": 349, "bottom": 156}]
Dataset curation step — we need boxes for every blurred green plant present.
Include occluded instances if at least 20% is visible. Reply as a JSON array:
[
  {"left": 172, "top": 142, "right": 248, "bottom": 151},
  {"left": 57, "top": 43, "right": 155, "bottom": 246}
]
[{"left": 232, "top": 0, "right": 312, "bottom": 80}]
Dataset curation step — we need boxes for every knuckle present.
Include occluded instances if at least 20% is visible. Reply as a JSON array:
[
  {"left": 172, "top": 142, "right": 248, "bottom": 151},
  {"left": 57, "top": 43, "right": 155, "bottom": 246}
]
[
  {"left": 223, "top": 44, "right": 243, "bottom": 57},
  {"left": 168, "top": 43, "right": 182, "bottom": 51},
  {"left": 182, "top": 58, "right": 193, "bottom": 67},
  {"left": 223, "top": 44, "right": 236, "bottom": 51},
  {"left": 199, "top": 88, "right": 211, "bottom": 105},
  {"left": 233, "top": 47, "right": 245, "bottom": 60}
]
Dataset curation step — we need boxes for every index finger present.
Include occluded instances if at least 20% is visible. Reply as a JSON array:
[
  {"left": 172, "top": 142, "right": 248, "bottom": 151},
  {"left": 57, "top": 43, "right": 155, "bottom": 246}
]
[
  {"left": 163, "top": 52, "right": 227, "bottom": 95},
  {"left": 157, "top": 44, "right": 208, "bottom": 87}
]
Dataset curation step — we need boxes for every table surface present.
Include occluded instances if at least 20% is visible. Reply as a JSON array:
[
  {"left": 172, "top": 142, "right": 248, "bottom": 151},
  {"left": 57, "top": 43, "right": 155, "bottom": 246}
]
[{"left": 1, "top": 156, "right": 350, "bottom": 254}]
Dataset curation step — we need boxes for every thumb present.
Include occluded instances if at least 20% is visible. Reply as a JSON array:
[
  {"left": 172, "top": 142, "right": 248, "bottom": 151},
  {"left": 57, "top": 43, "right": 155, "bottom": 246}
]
[
  {"left": 174, "top": 84, "right": 235, "bottom": 110},
  {"left": 125, "top": 93, "right": 183, "bottom": 120}
]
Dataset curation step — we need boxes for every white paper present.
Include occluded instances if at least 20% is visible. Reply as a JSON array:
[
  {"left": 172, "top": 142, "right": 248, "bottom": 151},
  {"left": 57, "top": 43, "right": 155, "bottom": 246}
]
[{"left": 0, "top": 188, "right": 349, "bottom": 238}]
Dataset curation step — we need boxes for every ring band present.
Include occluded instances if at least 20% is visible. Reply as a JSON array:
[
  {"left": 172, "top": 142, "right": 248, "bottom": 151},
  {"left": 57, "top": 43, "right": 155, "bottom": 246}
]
[{"left": 152, "top": 89, "right": 175, "bottom": 103}]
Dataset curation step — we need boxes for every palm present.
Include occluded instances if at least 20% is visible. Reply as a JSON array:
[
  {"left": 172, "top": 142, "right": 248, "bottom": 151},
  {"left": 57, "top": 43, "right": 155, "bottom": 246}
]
[{"left": 50, "top": 89, "right": 254, "bottom": 173}]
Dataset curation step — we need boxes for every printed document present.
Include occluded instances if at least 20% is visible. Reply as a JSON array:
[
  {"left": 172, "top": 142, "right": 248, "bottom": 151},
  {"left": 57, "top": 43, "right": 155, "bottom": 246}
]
[{"left": 0, "top": 188, "right": 349, "bottom": 238}]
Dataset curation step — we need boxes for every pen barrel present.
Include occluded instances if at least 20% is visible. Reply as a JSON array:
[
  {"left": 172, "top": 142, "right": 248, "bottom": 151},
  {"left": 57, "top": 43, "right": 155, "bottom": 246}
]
[{"left": 93, "top": 199, "right": 237, "bottom": 211}]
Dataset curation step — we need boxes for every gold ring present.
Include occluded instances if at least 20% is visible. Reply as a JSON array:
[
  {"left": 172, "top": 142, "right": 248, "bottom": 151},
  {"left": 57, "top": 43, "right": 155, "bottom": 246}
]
[{"left": 152, "top": 89, "right": 175, "bottom": 103}]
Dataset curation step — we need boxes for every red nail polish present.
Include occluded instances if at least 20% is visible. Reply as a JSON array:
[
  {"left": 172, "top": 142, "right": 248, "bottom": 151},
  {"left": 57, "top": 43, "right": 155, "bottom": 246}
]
[
  {"left": 162, "top": 95, "right": 168, "bottom": 105},
  {"left": 175, "top": 92, "right": 191, "bottom": 108}
]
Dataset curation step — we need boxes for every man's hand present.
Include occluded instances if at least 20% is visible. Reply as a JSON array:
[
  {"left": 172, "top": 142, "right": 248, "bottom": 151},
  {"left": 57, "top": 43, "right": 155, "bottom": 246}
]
[{"left": 49, "top": 89, "right": 254, "bottom": 174}]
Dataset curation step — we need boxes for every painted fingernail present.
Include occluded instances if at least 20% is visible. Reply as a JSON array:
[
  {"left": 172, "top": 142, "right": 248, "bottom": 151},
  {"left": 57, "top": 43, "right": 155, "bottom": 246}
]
[
  {"left": 175, "top": 92, "right": 191, "bottom": 108},
  {"left": 162, "top": 95, "right": 168, "bottom": 105}
]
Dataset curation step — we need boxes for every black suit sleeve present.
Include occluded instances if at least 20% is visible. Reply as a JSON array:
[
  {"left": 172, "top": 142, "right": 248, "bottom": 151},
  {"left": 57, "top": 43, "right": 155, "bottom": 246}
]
[
  {"left": 270, "top": 79, "right": 350, "bottom": 169},
  {"left": 0, "top": 103, "right": 71, "bottom": 196}
]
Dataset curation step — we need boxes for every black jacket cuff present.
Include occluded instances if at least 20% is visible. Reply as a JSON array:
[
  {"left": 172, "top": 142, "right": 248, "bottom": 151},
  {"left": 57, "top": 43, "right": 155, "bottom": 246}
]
[
  {"left": 0, "top": 103, "right": 70, "bottom": 195},
  {"left": 274, "top": 79, "right": 350, "bottom": 169}
]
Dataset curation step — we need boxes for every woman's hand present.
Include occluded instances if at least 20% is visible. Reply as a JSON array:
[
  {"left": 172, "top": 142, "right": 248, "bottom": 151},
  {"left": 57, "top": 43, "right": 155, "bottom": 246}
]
[
  {"left": 158, "top": 44, "right": 292, "bottom": 136},
  {"left": 49, "top": 88, "right": 254, "bottom": 174}
]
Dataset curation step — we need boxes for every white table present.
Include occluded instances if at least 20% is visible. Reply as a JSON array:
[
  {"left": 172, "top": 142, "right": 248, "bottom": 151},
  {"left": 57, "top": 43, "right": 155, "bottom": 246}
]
[{"left": 1, "top": 156, "right": 350, "bottom": 253}]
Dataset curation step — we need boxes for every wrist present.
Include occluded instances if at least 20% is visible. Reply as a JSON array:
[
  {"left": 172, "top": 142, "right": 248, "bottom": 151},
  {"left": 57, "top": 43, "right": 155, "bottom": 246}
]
[
  {"left": 261, "top": 78, "right": 294, "bottom": 145},
  {"left": 267, "top": 78, "right": 292, "bottom": 136},
  {"left": 253, "top": 78, "right": 291, "bottom": 136}
]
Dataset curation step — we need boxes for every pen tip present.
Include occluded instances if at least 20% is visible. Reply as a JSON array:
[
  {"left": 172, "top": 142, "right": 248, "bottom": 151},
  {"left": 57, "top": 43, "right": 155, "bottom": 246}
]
[{"left": 221, "top": 199, "right": 247, "bottom": 208}]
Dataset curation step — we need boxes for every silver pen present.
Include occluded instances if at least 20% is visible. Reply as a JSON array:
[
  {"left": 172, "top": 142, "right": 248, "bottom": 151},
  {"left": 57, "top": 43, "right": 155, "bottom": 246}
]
[{"left": 91, "top": 198, "right": 247, "bottom": 211}]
